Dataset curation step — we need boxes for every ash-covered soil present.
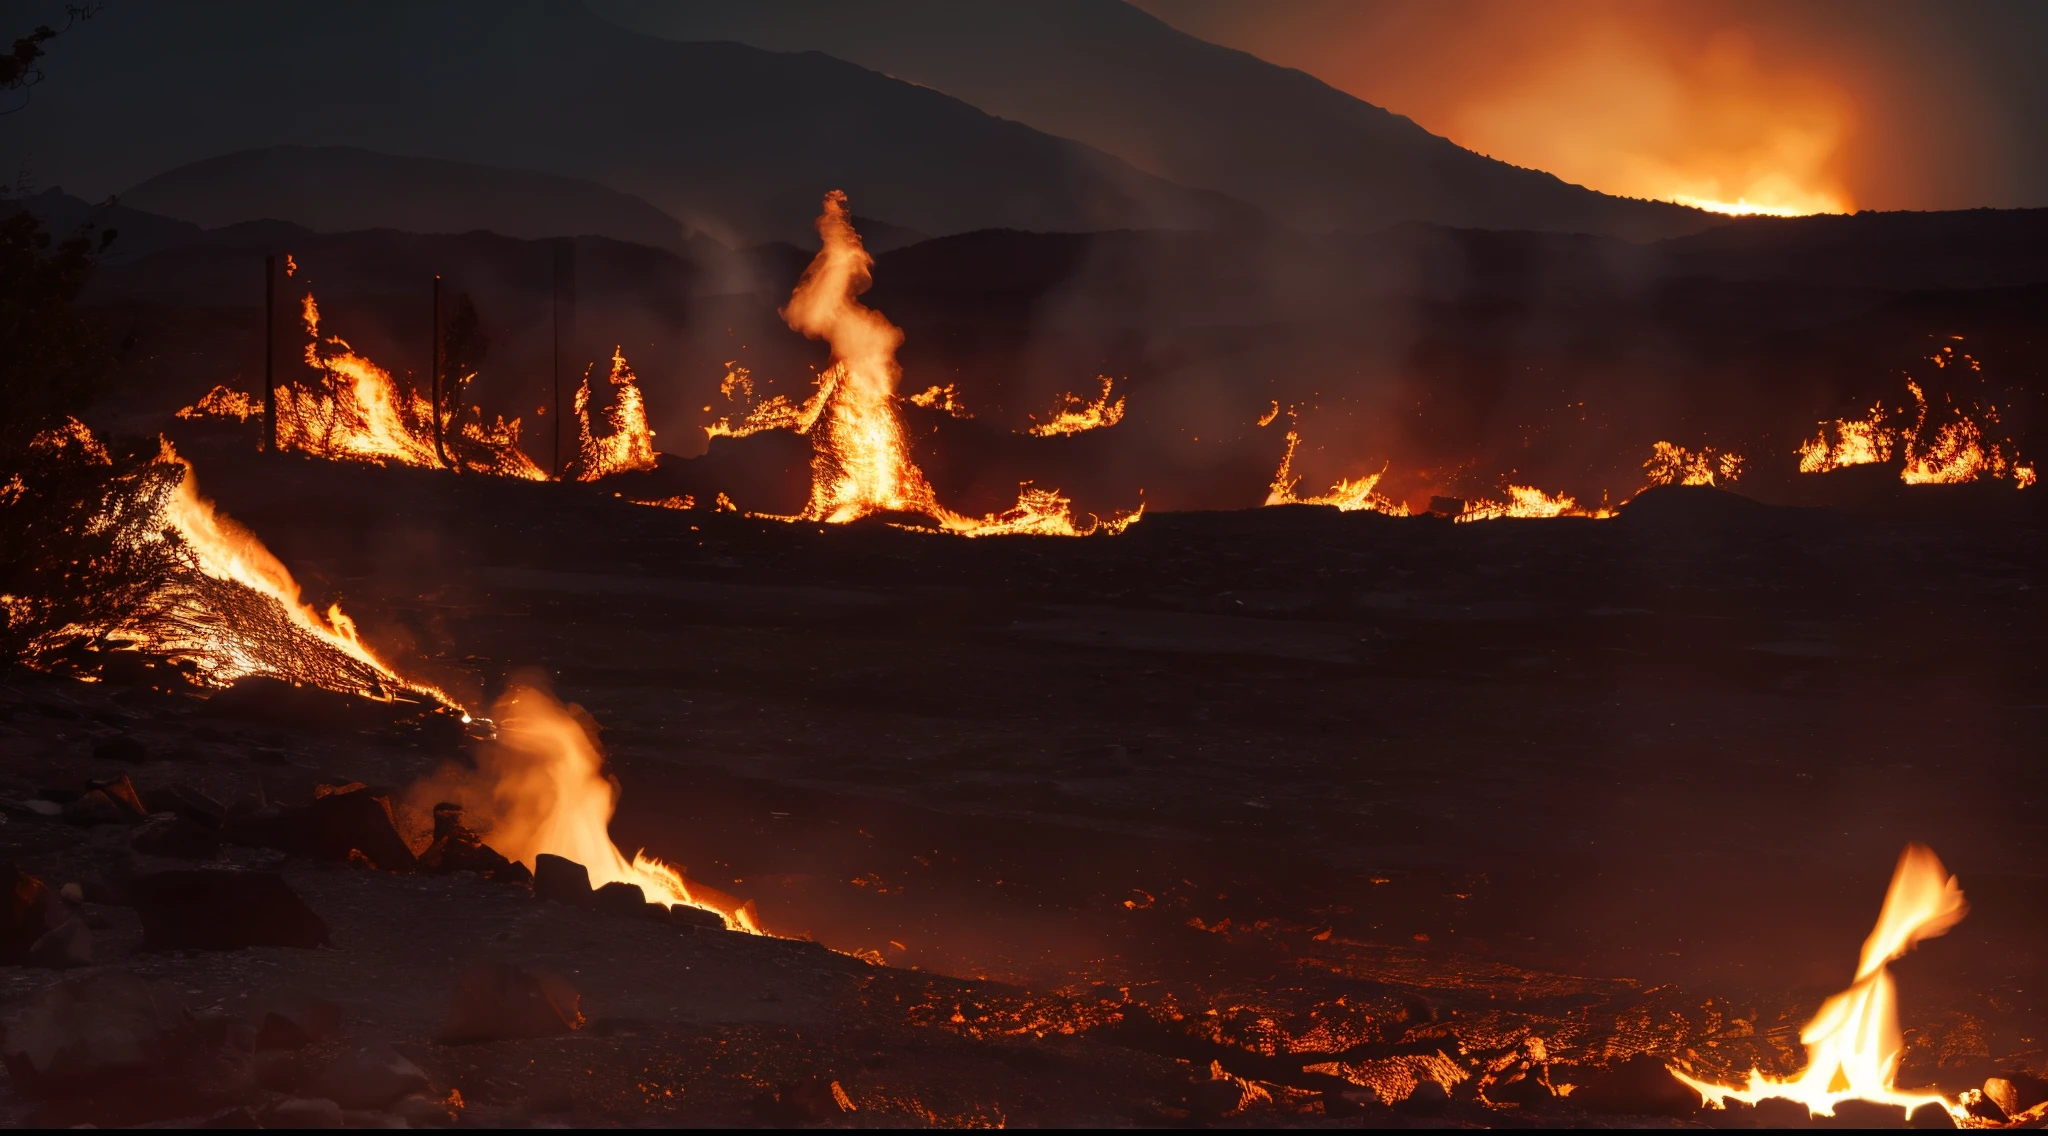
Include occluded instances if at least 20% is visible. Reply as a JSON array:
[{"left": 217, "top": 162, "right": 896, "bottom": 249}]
[{"left": 2, "top": 430, "right": 2044, "bottom": 1127}]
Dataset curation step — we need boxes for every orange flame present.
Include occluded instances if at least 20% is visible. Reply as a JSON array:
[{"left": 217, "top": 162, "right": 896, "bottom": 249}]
[
  {"left": 1457, "top": 484, "right": 1608, "bottom": 522},
  {"left": 1644, "top": 441, "right": 1744, "bottom": 488},
  {"left": 179, "top": 289, "right": 545, "bottom": 480},
  {"left": 1024, "top": 376, "right": 1125, "bottom": 437},
  {"left": 715, "top": 192, "right": 1139, "bottom": 537},
  {"left": 459, "top": 681, "right": 760, "bottom": 933},
  {"left": 175, "top": 385, "right": 261, "bottom": 422},
  {"left": 572, "top": 348, "right": 659, "bottom": 480},
  {"left": 1798, "top": 368, "right": 2033, "bottom": 487},
  {"left": 35, "top": 431, "right": 462, "bottom": 708},
  {"left": 1262, "top": 429, "right": 1408, "bottom": 514},
  {"left": 908, "top": 383, "right": 973, "bottom": 418},
  {"left": 1674, "top": 843, "right": 1968, "bottom": 1122}
]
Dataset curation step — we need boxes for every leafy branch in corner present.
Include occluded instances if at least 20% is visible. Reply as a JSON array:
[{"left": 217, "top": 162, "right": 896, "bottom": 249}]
[{"left": 2, "top": 3, "right": 103, "bottom": 114}]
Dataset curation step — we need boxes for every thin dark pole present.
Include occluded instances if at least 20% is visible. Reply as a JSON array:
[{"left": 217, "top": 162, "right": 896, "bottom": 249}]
[
  {"left": 551, "top": 239, "right": 575, "bottom": 480},
  {"left": 262, "top": 254, "right": 276, "bottom": 453},
  {"left": 431, "top": 274, "right": 449, "bottom": 469}
]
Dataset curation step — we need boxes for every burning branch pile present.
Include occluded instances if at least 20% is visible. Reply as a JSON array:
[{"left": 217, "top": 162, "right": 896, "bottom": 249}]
[
  {"left": 705, "top": 192, "right": 1140, "bottom": 537},
  {"left": 181, "top": 285, "right": 546, "bottom": 481},
  {"left": 4, "top": 419, "right": 453, "bottom": 708}
]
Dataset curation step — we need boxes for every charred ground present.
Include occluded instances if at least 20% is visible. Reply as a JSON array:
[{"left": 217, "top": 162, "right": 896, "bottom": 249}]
[{"left": 1, "top": 432, "right": 2036, "bottom": 1125}]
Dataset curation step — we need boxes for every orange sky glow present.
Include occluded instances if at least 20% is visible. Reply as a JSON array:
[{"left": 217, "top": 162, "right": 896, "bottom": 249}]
[{"left": 1140, "top": 0, "right": 2040, "bottom": 216}]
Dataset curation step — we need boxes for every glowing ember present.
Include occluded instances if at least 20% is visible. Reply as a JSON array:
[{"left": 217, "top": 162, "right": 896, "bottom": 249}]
[
  {"left": 712, "top": 192, "right": 1138, "bottom": 538},
  {"left": 1262, "top": 429, "right": 1408, "bottom": 514},
  {"left": 1798, "top": 371, "right": 2033, "bottom": 487},
  {"left": 571, "top": 348, "right": 659, "bottom": 480},
  {"left": 1674, "top": 843, "right": 1968, "bottom": 1122},
  {"left": 447, "top": 681, "right": 760, "bottom": 933},
  {"left": 1024, "top": 376, "right": 1125, "bottom": 437},
  {"left": 1644, "top": 441, "right": 1744, "bottom": 488}
]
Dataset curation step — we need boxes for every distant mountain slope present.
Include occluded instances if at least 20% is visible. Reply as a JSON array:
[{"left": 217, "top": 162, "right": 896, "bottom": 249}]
[
  {"left": 4, "top": 0, "right": 1260, "bottom": 246},
  {"left": 589, "top": 0, "right": 1715, "bottom": 240},
  {"left": 123, "top": 147, "right": 695, "bottom": 253}
]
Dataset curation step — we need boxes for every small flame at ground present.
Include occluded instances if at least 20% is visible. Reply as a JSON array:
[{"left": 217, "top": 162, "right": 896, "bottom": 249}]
[
  {"left": 446, "top": 681, "right": 760, "bottom": 934},
  {"left": 1458, "top": 484, "right": 1606, "bottom": 522},
  {"left": 1024, "top": 376, "right": 1125, "bottom": 437},
  {"left": 1673, "top": 843, "right": 1967, "bottom": 1122},
  {"left": 1262, "top": 429, "right": 1408, "bottom": 514}
]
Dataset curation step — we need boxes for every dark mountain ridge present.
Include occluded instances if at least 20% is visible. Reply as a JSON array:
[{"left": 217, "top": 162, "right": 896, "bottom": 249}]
[
  {"left": 592, "top": 0, "right": 1716, "bottom": 240},
  {"left": 3, "top": 0, "right": 1259, "bottom": 248}
]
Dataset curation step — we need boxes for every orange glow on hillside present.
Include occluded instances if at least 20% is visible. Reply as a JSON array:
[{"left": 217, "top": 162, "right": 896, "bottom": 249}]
[{"left": 1451, "top": 24, "right": 1854, "bottom": 216}]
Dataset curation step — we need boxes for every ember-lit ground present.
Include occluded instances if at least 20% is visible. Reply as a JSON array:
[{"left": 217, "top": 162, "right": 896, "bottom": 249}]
[{"left": 4, "top": 429, "right": 2045, "bottom": 1126}]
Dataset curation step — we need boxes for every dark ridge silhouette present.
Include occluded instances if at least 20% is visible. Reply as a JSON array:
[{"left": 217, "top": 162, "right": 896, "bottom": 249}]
[
  {"left": 591, "top": 0, "right": 1716, "bottom": 240},
  {"left": 123, "top": 147, "right": 695, "bottom": 253},
  {"left": 2, "top": 0, "right": 1262, "bottom": 248}
]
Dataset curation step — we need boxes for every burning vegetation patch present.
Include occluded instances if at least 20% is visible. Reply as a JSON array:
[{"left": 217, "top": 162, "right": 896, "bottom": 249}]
[
  {"left": 4, "top": 419, "right": 452, "bottom": 708},
  {"left": 1799, "top": 362, "right": 2035, "bottom": 488}
]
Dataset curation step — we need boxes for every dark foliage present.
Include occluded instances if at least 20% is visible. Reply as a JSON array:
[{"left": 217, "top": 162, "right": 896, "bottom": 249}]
[
  {"left": 0, "top": 208, "right": 119, "bottom": 463},
  {"left": 0, "top": 206, "right": 169, "bottom": 674},
  {"left": 2, "top": 4, "right": 99, "bottom": 110}
]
